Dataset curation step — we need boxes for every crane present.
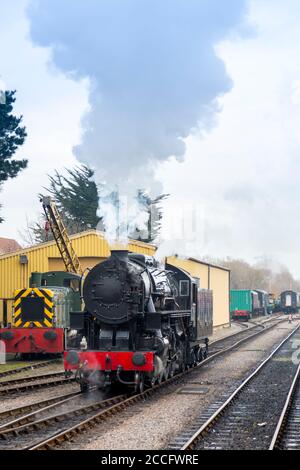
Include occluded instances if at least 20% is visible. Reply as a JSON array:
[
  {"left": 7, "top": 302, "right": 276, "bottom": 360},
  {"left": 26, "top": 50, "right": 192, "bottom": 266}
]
[{"left": 41, "top": 196, "right": 83, "bottom": 275}]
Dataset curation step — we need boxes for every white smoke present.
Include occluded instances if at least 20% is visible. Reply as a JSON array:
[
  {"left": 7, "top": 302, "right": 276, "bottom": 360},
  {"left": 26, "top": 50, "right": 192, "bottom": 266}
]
[
  {"left": 27, "top": 1, "right": 247, "bottom": 244},
  {"left": 96, "top": 185, "right": 150, "bottom": 245}
]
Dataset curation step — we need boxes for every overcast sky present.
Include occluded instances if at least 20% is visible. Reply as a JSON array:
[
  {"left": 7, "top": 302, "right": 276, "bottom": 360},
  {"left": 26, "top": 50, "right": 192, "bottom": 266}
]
[{"left": 1, "top": 1, "right": 300, "bottom": 276}]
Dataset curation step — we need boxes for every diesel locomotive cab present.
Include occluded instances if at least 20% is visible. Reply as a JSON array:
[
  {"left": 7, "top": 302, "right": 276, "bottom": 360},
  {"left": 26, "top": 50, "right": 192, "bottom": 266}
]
[{"left": 66, "top": 250, "right": 213, "bottom": 392}]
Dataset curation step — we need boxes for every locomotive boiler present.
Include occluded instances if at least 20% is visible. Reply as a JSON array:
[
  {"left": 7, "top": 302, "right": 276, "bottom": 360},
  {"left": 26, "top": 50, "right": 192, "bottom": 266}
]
[{"left": 64, "top": 250, "right": 213, "bottom": 392}]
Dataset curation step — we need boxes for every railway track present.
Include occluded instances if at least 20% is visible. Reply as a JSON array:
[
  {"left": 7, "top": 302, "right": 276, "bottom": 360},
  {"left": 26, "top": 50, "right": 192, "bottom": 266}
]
[
  {"left": 0, "top": 393, "right": 128, "bottom": 450},
  {"left": 23, "top": 316, "right": 289, "bottom": 450},
  {"left": 0, "top": 371, "right": 75, "bottom": 396},
  {"left": 170, "top": 323, "right": 300, "bottom": 450},
  {"left": 0, "top": 391, "right": 81, "bottom": 427},
  {"left": 269, "top": 362, "right": 300, "bottom": 450},
  {"left": 0, "top": 359, "right": 61, "bottom": 380},
  {"left": 209, "top": 315, "right": 285, "bottom": 355}
]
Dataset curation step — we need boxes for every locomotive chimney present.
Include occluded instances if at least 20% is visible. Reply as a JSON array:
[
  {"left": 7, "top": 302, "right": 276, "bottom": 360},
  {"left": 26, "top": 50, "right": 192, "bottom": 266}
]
[{"left": 110, "top": 249, "right": 129, "bottom": 262}]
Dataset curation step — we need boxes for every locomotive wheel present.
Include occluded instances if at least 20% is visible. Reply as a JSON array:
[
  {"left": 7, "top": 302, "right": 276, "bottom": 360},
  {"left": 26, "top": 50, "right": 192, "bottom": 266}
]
[
  {"left": 134, "top": 372, "right": 145, "bottom": 394},
  {"left": 151, "top": 377, "right": 156, "bottom": 388},
  {"left": 139, "top": 374, "right": 145, "bottom": 394},
  {"left": 197, "top": 349, "right": 203, "bottom": 363},
  {"left": 157, "top": 372, "right": 164, "bottom": 385},
  {"left": 134, "top": 372, "right": 140, "bottom": 394},
  {"left": 163, "top": 364, "right": 170, "bottom": 381}
]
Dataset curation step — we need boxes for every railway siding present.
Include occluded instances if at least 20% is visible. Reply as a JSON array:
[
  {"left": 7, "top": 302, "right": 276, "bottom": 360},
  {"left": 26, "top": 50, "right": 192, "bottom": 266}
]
[{"left": 174, "top": 324, "right": 300, "bottom": 450}]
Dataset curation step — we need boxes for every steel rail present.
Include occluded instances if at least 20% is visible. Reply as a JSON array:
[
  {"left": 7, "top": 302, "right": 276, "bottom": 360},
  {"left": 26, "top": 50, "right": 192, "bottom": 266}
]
[
  {"left": 269, "top": 362, "right": 300, "bottom": 450},
  {"left": 0, "top": 394, "right": 128, "bottom": 449},
  {"left": 0, "top": 391, "right": 81, "bottom": 431},
  {"left": 0, "top": 371, "right": 65, "bottom": 388},
  {"left": 180, "top": 323, "right": 300, "bottom": 450},
  {"left": 0, "top": 375, "right": 75, "bottom": 396}
]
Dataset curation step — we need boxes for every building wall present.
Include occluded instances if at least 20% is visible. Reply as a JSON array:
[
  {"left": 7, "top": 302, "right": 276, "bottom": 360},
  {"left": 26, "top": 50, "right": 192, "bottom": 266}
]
[{"left": 209, "top": 266, "right": 230, "bottom": 328}]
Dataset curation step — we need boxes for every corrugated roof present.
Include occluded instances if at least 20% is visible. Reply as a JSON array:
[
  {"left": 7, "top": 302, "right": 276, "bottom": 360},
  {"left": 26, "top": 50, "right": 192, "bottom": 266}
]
[
  {"left": 188, "top": 257, "right": 230, "bottom": 272},
  {"left": 0, "top": 230, "right": 156, "bottom": 260},
  {"left": 0, "top": 238, "right": 22, "bottom": 255}
]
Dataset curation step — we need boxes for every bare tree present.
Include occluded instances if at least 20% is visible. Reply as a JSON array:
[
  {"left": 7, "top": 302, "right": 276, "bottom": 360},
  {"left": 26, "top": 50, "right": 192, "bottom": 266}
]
[{"left": 204, "top": 256, "right": 300, "bottom": 295}]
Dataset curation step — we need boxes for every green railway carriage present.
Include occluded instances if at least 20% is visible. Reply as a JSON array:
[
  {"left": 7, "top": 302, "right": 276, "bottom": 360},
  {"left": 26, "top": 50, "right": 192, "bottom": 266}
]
[{"left": 230, "top": 289, "right": 259, "bottom": 321}]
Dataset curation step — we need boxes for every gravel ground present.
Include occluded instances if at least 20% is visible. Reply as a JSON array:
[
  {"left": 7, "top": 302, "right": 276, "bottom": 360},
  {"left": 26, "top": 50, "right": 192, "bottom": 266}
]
[{"left": 59, "top": 319, "right": 298, "bottom": 450}]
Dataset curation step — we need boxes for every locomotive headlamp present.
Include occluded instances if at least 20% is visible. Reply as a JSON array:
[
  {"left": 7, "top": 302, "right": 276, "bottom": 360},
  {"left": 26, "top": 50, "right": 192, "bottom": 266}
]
[
  {"left": 66, "top": 350, "right": 80, "bottom": 365},
  {"left": 132, "top": 352, "right": 146, "bottom": 366},
  {"left": 44, "top": 331, "right": 57, "bottom": 341},
  {"left": 0, "top": 331, "right": 14, "bottom": 341}
]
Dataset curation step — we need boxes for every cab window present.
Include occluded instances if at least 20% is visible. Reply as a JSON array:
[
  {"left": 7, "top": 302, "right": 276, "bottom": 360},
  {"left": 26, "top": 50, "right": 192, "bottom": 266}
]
[
  {"left": 63, "top": 278, "right": 80, "bottom": 292},
  {"left": 180, "top": 280, "right": 190, "bottom": 297}
]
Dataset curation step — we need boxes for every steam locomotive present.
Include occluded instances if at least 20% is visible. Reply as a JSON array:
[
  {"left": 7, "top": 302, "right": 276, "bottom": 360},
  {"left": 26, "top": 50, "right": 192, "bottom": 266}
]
[{"left": 64, "top": 250, "right": 213, "bottom": 392}]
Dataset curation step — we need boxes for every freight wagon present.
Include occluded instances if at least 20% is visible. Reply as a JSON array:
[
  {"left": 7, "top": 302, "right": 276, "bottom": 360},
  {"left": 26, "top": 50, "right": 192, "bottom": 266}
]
[
  {"left": 254, "top": 290, "right": 269, "bottom": 316},
  {"left": 230, "top": 290, "right": 260, "bottom": 321},
  {"left": 268, "top": 293, "right": 280, "bottom": 314},
  {"left": 280, "top": 290, "right": 300, "bottom": 314}
]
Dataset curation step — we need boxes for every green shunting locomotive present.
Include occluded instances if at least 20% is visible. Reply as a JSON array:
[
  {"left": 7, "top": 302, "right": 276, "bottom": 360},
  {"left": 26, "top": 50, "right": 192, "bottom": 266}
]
[{"left": 0, "top": 271, "right": 81, "bottom": 355}]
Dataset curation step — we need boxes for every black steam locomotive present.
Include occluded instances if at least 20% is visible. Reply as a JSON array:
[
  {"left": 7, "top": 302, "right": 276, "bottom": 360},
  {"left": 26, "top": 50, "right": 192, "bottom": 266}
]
[{"left": 64, "top": 250, "right": 213, "bottom": 392}]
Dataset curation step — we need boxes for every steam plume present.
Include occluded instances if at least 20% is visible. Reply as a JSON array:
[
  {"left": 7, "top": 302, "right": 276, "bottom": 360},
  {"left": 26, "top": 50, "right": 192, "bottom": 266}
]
[{"left": 27, "top": 0, "right": 246, "bottom": 241}]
